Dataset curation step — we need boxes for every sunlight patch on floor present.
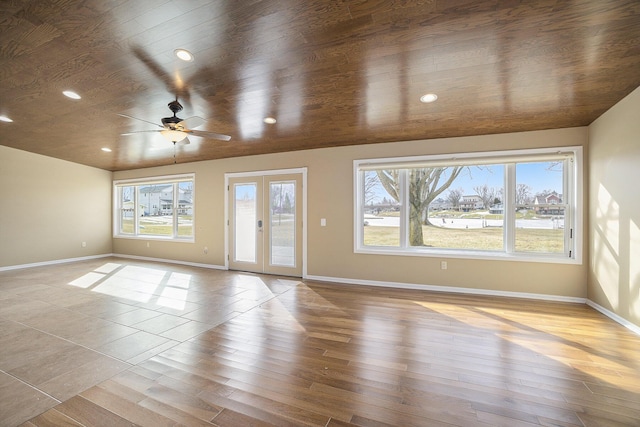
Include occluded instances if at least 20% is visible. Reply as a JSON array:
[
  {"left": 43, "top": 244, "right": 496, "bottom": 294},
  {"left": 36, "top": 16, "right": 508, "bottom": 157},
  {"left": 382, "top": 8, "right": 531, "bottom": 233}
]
[{"left": 66, "top": 263, "right": 193, "bottom": 310}]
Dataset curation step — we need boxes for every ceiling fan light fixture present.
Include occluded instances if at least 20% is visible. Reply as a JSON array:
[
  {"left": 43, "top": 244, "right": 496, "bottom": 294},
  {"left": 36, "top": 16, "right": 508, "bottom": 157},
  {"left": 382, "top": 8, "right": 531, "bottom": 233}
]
[
  {"left": 161, "top": 129, "right": 188, "bottom": 142},
  {"left": 63, "top": 90, "right": 81, "bottom": 99},
  {"left": 174, "top": 49, "right": 194, "bottom": 62},
  {"left": 420, "top": 93, "right": 438, "bottom": 103},
  {"left": 0, "top": 115, "right": 13, "bottom": 122}
]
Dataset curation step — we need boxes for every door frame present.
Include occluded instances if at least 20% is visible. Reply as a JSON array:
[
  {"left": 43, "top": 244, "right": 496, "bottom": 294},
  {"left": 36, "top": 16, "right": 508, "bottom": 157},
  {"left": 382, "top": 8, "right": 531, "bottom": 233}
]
[{"left": 224, "top": 167, "right": 307, "bottom": 277}]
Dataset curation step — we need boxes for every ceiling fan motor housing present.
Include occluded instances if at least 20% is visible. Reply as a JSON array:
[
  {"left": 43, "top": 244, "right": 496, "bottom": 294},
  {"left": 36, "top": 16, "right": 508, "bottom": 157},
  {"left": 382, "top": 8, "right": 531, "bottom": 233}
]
[
  {"left": 162, "top": 115, "right": 184, "bottom": 128},
  {"left": 162, "top": 100, "right": 184, "bottom": 129},
  {"left": 168, "top": 100, "right": 183, "bottom": 114}
]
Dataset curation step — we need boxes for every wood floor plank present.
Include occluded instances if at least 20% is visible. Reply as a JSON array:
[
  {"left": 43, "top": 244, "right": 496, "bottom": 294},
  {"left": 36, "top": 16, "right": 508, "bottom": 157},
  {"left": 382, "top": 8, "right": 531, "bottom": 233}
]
[
  {"left": 212, "top": 407, "right": 291, "bottom": 427},
  {"left": 24, "top": 409, "right": 85, "bottom": 427},
  {"left": 53, "top": 395, "right": 137, "bottom": 427},
  {"left": 223, "top": 378, "right": 352, "bottom": 422},
  {"left": 113, "top": 371, "right": 223, "bottom": 422},
  {"left": 199, "top": 388, "right": 328, "bottom": 427},
  {"left": 325, "top": 419, "right": 361, "bottom": 427},
  {"left": 137, "top": 397, "right": 219, "bottom": 427},
  {"left": 1, "top": 258, "right": 637, "bottom": 427},
  {"left": 79, "top": 385, "right": 177, "bottom": 427}
]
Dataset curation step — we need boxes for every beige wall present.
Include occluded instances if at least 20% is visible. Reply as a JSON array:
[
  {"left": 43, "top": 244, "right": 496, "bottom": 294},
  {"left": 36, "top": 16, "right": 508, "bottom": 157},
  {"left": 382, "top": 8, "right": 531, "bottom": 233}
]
[
  {"left": 0, "top": 146, "right": 113, "bottom": 267},
  {"left": 588, "top": 86, "right": 640, "bottom": 327},
  {"left": 114, "top": 126, "right": 588, "bottom": 298}
]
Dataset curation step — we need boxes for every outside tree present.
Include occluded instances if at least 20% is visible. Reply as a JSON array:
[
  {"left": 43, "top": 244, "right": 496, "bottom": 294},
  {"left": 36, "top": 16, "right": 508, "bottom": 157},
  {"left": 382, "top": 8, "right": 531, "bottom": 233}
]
[
  {"left": 446, "top": 188, "right": 464, "bottom": 211},
  {"left": 473, "top": 184, "right": 498, "bottom": 209},
  {"left": 364, "top": 171, "right": 380, "bottom": 205},
  {"left": 516, "top": 183, "right": 532, "bottom": 205},
  {"left": 283, "top": 193, "right": 292, "bottom": 214},
  {"left": 377, "top": 167, "right": 463, "bottom": 246}
]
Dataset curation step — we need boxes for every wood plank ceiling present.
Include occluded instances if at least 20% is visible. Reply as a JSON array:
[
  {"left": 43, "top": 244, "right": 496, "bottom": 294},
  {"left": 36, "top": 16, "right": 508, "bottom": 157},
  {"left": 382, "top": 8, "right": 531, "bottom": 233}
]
[{"left": 1, "top": 0, "right": 639, "bottom": 172}]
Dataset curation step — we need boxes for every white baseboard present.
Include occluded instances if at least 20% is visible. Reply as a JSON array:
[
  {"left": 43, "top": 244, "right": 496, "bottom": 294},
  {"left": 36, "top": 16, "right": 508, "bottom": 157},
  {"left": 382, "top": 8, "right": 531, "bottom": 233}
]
[
  {"left": 112, "top": 253, "right": 227, "bottom": 271},
  {"left": 5, "top": 257, "right": 637, "bottom": 336},
  {"left": 0, "top": 254, "right": 114, "bottom": 272},
  {"left": 304, "top": 274, "right": 640, "bottom": 336},
  {"left": 0, "top": 253, "right": 227, "bottom": 273},
  {"left": 586, "top": 300, "right": 640, "bottom": 336},
  {"left": 304, "top": 274, "right": 587, "bottom": 304}
]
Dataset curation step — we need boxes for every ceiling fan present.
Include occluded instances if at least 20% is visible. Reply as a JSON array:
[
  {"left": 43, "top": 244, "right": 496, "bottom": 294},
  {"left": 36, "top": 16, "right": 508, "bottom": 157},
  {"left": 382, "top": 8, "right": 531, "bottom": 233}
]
[{"left": 119, "top": 99, "right": 231, "bottom": 144}]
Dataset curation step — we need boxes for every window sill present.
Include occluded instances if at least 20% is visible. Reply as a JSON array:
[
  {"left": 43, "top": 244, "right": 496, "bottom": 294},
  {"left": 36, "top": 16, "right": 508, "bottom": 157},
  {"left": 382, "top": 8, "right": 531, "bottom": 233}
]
[
  {"left": 355, "top": 246, "right": 581, "bottom": 265},
  {"left": 113, "top": 235, "right": 195, "bottom": 243}
]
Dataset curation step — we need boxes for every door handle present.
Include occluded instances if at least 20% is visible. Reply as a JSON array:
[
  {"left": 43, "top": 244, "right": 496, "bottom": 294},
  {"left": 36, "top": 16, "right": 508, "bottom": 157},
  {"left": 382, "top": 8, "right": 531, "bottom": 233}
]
[{"left": 257, "top": 219, "right": 263, "bottom": 231}]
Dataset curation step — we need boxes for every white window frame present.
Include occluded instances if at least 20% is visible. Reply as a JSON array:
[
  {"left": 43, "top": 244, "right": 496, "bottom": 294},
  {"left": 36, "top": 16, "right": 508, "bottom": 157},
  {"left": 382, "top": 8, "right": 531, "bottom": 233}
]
[
  {"left": 354, "top": 147, "right": 583, "bottom": 264},
  {"left": 113, "top": 173, "right": 195, "bottom": 242}
]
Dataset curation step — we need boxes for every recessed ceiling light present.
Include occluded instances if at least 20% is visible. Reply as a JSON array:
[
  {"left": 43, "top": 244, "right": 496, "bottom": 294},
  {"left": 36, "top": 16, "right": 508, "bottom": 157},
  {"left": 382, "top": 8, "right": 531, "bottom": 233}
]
[
  {"left": 175, "top": 49, "right": 194, "bottom": 62},
  {"left": 420, "top": 93, "right": 438, "bottom": 103},
  {"left": 101, "top": 147, "right": 112, "bottom": 152},
  {"left": 0, "top": 115, "right": 13, "bottom": 122},
  {"left": 63, "top": 90, "right": 81, "bottom": 99},
  {"left": 263, "top": 117, "right": 277, "bottom": 124}
]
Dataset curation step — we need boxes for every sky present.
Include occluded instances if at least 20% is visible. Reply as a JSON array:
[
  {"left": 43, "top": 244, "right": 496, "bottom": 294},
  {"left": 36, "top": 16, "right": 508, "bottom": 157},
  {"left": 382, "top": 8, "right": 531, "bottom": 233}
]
[
  {"left": 452, "top": 162, "right": 563, "bottom": 195},
  {"left": 368, "top": 161, "right": 564, "bottom": 203}
]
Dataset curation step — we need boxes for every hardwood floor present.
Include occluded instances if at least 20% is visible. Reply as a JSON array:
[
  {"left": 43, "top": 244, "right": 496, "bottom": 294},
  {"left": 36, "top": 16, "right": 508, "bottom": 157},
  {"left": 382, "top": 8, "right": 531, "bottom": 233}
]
[{"left": 0, "top": 258, "right": 638, "bottom": 426}]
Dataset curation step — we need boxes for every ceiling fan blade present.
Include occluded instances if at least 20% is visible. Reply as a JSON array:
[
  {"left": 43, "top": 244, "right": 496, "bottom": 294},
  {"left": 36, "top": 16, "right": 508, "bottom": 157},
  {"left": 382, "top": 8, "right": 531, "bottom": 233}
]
[
  {"left": 120, "top": 130, "right": 163, "bottom": 136},
  {"left": 182, "top": 116, "right": 205, "bottom": 129},
  {"left": 132, "top": 46, "right": 191, "bottom": 105},
  {"left": 187, "top": 129, "right": 231, "bottom": 141},
  {"left": 117, "top": 113, "right": 163, "bottom": 128}
]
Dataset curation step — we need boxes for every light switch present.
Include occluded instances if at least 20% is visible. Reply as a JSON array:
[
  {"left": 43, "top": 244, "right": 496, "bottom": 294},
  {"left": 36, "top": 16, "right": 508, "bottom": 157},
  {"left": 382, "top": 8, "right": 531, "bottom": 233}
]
[{"left": 320, "top": 218, "right": 326, "bottom": 226}]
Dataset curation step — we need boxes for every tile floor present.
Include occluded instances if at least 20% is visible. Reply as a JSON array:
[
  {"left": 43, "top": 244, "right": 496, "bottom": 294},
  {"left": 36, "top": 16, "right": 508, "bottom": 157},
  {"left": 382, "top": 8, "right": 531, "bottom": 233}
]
[{"left": 0, "top": 257, "right": 298, "bottom": 426}]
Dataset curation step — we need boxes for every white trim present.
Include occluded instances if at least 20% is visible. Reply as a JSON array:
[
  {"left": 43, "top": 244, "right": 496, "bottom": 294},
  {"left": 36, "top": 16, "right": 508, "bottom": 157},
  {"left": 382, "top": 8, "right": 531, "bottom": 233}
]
[
  {"left": 112, "top": 235, "right": 195, "bottom": 243},
  {"left": 304, "top": 274, "right": 587, "bottom": 304},
  {"left": 225, "top": 168, "right": 307, "bottom": 178},
  {"left": 571, "top": 147, "right": 584, "bottom": 264},
  {"left": 113, "top": 173, "right": 196, "bottom": 241},
  {"left": 5, "top": 255, "right": 638, "bottom": 336},
  {"left": 224, "top": 167, "right": 308, "bottom": 276},
  {"left": 224, "top": 175, "right": 229, "bottom": 269},
  {"left": 0, "top": 254, "right": 114, "bottom": 272},
  {"left": 586, "top": 300, "right": 640, "bottom": 336},
  {"left": 353, "top": 247, "right": 580, "bottom": 264},
  {"left": 112, "top": 254, "right": 227, "bottom": 270},
  {"left": 354, "top": 146, "right": 583, "bottom": 264},
  {"left": 301, "top": 168, "right": 308, "bottom": 278},
  {"left": 355, "top": 147, "right": 578, "bottom": 169},
  {"left": 113, "top": 173, "right": 195, "bottom": 186}
]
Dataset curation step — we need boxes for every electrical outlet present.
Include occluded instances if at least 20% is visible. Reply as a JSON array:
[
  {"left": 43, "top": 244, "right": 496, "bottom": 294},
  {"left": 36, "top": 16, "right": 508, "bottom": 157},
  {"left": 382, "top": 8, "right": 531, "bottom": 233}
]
[
  {"left": 440, "top": 261, "right": 447, "bottom": 270},
  {"left": 204, "top": 246, "right": 208, "bottom": 254},
  {"left": 146, "top": 242, "right": 150, "bottom": 248},
  {"left": 81, "top": 241, "right": 86, "bottom": 248}
]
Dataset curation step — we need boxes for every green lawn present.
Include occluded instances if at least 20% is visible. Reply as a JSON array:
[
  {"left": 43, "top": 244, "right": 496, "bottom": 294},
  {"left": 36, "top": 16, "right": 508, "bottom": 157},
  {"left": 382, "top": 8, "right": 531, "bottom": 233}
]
[
  {"left": 120, "top": 217, "right": 192, "bottom": 237},
  {"left": 364, "top": 225, "right": 564, "bottom": 253},
  {"left": 270, "top": 215, "right": 295, "bottom": 246}
]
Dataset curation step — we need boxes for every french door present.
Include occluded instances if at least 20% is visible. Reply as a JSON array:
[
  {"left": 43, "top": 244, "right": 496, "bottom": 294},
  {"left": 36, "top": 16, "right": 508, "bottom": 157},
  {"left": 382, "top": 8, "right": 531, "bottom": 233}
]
[{"left": 228, "top": 171, "right": 303, "bottom": 277}]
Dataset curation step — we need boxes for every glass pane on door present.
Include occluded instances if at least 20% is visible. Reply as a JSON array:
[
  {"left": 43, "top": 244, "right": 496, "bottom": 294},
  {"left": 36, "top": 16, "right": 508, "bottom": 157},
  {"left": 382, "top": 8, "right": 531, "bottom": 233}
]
[
  {"left": 234, "top": 183, "right": 257, "bottom": 263},
  {"left": 269, "top": 181, "right": 295, "bottom": 267}
]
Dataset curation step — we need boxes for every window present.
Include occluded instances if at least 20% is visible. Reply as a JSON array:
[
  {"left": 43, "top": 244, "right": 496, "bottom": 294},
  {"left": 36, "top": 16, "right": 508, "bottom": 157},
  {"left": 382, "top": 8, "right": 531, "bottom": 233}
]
[
  {"left": 355, "top": 147, "right": 582, "bottom": 263},
  {"left": 114, "top": 174, "right": 194, "bottom": 241}
]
